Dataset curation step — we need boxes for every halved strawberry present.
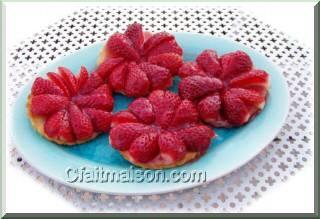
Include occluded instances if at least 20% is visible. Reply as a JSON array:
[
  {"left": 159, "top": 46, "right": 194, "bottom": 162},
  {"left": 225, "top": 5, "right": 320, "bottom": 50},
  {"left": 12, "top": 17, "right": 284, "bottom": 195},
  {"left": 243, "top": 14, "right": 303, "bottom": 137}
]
[
  {"left": 128, "top": 98, "right": 155, "bottom": 124},
  {"left": 91, "top": 84, "right": 112, "bottom": 97},
  {"left": 68, "top": 103, "right": 94, "bottom": 140},
  {"left": 228, "top": 69, "right": 269, "bottom": 89},
  {"left": 107, "top": 33, "right": 140, "bottom": 61},
  {"left": 31, "top": 77, "right": 64, "bottom": 96},
  {"left": 58, "top": 67, "right": 78, "bottom": 96},
  {"left": 148, "top": 53, "right": 183, "bottom": 74},
  {"left": 95, "top": 57, "right": 124, "bottom": 79},
  {"left": 147, "top": 39, "right": 183, "bottom": 57},
  {"left": 196, "top": 49, "right": 222, "bottom": 77},
  {"left": 30, "top": 94, "right": 69, "bottom": 116},
  {"left": 125, "top": 63, "right": 150, "bottom": 97},
  {"left": 139, "top": 62, "right": 172, "bottom": 90},
  {"left": 197, "top": 94, "right": 223, "bottom": 125},
  {"left": 172, "top": 100, "right": 198, "bottom": 126},
  {"left": 77, "top": 66, "right": 89, "bottom": 90},
  {"left": 158, "top": 132, "right": 186, "bottom": 162},
  {"left": 44, "top": 109, "right": 75, "bottom": 143},
  {"left": 79, "top": 72, "right": 104, "bottom": 95},
  {"left": 178, "top": 62, "right": 206, "bottom": 78},
  {"left": 83, "top": 108, "right": 112, "bottom": 132},
  {"left": 109, "top": 62, "right": 127, "bottom": 92},
  {"left": 178, "top": 76, "right": 223, "bottom": 101},
  {"left": 142, "top": 32, "right": 174, "bottom": 55},
  {"left": 111, "top": 111, "right": 138, "bottom": 127},
  {"left": 124, "top": 22, "right": 144, "bottom": 51},
  {"left": 47, "top": 72, "right": 70, "bottom": 97},
  {"left": 73, "top": 94, "right": 113, "bottom": 111},
  {"left": 129, "top": 133, "right": 159, "bottom": 163}
]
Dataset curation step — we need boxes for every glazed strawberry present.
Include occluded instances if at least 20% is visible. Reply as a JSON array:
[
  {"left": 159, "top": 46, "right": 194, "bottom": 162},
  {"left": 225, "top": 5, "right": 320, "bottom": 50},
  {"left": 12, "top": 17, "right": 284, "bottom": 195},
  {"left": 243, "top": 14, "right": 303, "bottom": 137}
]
[
  {"left": 109, "top": 90, "right": 215, "bottom": 169},
  {"left": 178, "top": 49, "right": 270, "bottom": 127},
  {"left": 97, "top": 22, "right": 183, "bottom": 97},
  {"left": 28, "top": 66, "right": 114, "bottom": 145}
]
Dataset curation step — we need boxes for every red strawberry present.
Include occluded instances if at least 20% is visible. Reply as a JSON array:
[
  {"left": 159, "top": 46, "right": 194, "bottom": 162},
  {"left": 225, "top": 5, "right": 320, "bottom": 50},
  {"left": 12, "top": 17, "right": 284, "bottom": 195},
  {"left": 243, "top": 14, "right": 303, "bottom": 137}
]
[
  {"left": 228, "top": 69, "right": 269, "bottom": 89},
  {"left": 58, "top": 67, "right": 78, "bottom": 96},
  {"left": 129, "top": 133, "right": 159, "bottom": 163},
  {"left": 31, "top": 77, "right": 64, "bottom": 96},
  {"left": 68, "top": 103, "right": 94, "bottom": 140},
  {"left": 178, "top": 125, "right": 215, "bottom": 154},
  {"left": 220, "top": 50, "right": 253, "bottom": 80},
  {"left": 124, "top": 22, "right": 144, "bottom": 50},
  {"left": 83, "top": 108, "right": 112, "bottom": 132},
  {"left": 44, "top": 109, "right": 75, "bottom": 142},
  {"left": 139, "top": 63, "right": 172, "bottom": 90},
  {"left": 77, "top": 66, "right": 89, "bottom": 90},
  {"left": 110, "top": 123, "right": 150, "bottom": 151},
  {"left": 178, "top": 62, "right": 206, "bottom": 78},
  {"left": 142, "top": 32, "right": 174, "bottom": 55},
  {"left": 172, "top": 100, "right": 198, "bottom": 126},
  {"left": 111, "top": 111, "right": 138, "bottom": 127},
  {"left": 128, "top": 98, "right": 155, "bottom": 124},
  {"left": 178, "top": 76, "right": 223, "bottom": 101},
  {"left": 95, "top": 57, "right": 124, "bottom": 79},
  {"left": 223, "top": 91, "right": 250, "bottom": 126},
  {"left": 158, "top": 132, "right": 186, "bottom": 162},
  {"left": 79, "top": 72, "right": 104, "bottom": 95},
  {"left": 196, "top": 49, "right": 222, "bottom": 77},
  {"left": 47, "top": 72, "right": 70, "bottom": 97},
  {"left": 73, "top": 94, "right": 113, "bottom": 111},
  {"left": 148, "top": 53, "right": 183, "bottom": 74},
  {"left": 109, "top": 62, "right": 127, "bottom": 91},
  {"left": 91, "top": 84, "right": 112, "bottom": 97},
  {"left": 197, "top": 94, "right": 223, "bottom": 124},
  {"left": 125, "top": 63, "right": 150, "bottom": 97},
  {"left": 147, "top": 39, "right": 183, "bottom": 57},
  {"left": 30, "top": 94, "right": 69, "bottom": 116},
  {"left": 107, "top": 33, "right": 140, "bottom": 61},
  {"left": 228, "top": 88, "right": 265, "bottom": 109}
]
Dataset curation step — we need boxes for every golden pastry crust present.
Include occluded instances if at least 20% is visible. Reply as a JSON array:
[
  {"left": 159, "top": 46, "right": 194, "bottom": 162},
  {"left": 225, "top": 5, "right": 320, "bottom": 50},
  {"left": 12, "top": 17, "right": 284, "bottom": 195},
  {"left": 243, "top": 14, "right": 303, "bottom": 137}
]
[
  {"left": 26, "top": 95, "right": 98, "bottom": 145},
  {"left": 120, "top": 151, "right": 199, "bottom": 169}
]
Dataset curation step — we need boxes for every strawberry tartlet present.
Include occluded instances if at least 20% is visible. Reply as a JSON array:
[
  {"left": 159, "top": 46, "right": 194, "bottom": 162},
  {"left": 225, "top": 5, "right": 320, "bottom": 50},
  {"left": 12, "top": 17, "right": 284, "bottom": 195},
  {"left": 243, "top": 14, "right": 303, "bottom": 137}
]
[
  {"left": 109, "top": 90, "right": 215, "bottom": 169},
  {"left": 96, "top": 22, "right": 183, "bottom": 97},
  {"left": 27, "top": 66, "right": 113, "bottom": 145},
  {"left": 178, "top": 50, "right": 270, "bottom": 127}
]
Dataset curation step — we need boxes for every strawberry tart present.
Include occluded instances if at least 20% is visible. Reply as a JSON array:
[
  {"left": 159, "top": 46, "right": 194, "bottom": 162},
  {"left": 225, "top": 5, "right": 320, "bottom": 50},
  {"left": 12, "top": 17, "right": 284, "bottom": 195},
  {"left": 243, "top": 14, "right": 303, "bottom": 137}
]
[
  {"left": 96, "top": 22, "right": 183, "bottom": 97},
  {"left": 27, "top": 66, "right": 113, "bottom": 145},
  {"left": 109, "top": 90, "right": 215, "bottom": 169},
  {"left": 178, "top": 50, "right": 270, "bottom": 127}
]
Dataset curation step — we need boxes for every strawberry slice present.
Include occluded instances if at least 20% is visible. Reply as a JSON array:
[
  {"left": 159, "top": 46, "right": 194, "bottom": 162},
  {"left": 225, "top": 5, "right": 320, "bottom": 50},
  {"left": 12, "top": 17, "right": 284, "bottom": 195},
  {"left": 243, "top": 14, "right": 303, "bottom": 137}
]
[
  {"left": 178, "top": 76, "right": 223, "bottom": 101},
  {"left": 73, "top": 94, "right": 114, "bottom": 111},
  {"left": 158, "top": 132, "right": 186, "bottom": 162},
  {"left": 107, "top": 33, "right": 140, "bottom": 61},
  {"left": 77, "top": 66, "right": 89, "bottom": 90},
  {"left": 47, "top": 72, "right": 70, "bottom": 97},
  {"left": 44, "top": 109, "right": 75, "bottom": 143},
  {"left": 139, "top": 63, "right": 172, "bottom": 90},
  {"left": 125, "top": 63, "right": 150, "bottom": 97},
  {"left": 196, "top": 49, "right": 222, "bottom": 77},
  {"left": 58, "top": 67, "right": 78, "bottom": 96},
  {"left": 228, "top": 88, "right": 265, "bottom": 109},
  {"left": 147, "top": 39, "right": 183, "bottom": 57},
  {"left": 148, "top": 53, "right": 183, "bottom": 74},
  {"left": 31, "top": 77, "right": 64, "bottom": 96},
  {"left": 129, "top": 133, "right": 159, "bottom": 163},
  {"left": 68, "top": 103, "right": 94, "bottom": 140},
  {"left": 142, "top": 32, "right": 174, "bottom": 55},
  {"left": 83, "top": 108, "right": 112, "bottom": 132},
  {"left": 110, "top": 123, "right": 150, "bottom": 151},
  {"left": 228, "top": 69, "right": 269, "bottom": 89},
  {"left": 30, "top": 94, "right": 69, "bottom": 116},
  {"left": 220, "top": 50, "right": 253, "bottom": 80},
  {"left": 95, "top": 57, "right": 124, "bottom": 79},
  {"left": 91, "top": 84, "right": 112, "bottom": 97},
  {"left": 79, "top": 72, "right": 104, "bottom": 95},
  {"left": 178, "top": 125, "right": 215, "bottom": 154},
  {"left": 128, "top": 98, "right": 155, "bottom": 124},
  {"left": 124, "top": 22, "right": 144, "bottom": 50},
  {"left": 172, "top": 100, "right": 198, "bottom": 126},
  {"left": 109, "top": 62, "right": 127, "bottom": 92},
  {"left": 197, "top": 94, "right": 223, "bottom": 125},
  {"left": 178, "top": 62, "right": 206, "bottom": 78},
  {"left": 111, "top": 111, "right": 138, "bottom": 127}
]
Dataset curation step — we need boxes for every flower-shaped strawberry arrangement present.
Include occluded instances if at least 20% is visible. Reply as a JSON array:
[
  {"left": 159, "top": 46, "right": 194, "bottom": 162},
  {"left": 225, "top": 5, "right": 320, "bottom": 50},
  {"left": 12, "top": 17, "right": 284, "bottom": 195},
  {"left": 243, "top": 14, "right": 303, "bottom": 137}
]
[
  {"left": 27, "top": 67, "right": 113, "bottom": 145},
  {"left": 96, "top": 23, "right": 183, "bottom": 97},
  {"left": 27, "top": 23, "right": 270, "bottom": 168},
  {"left": 178, "top": 50, "right": 270, "bottom": 127},
  {"left": 110, "top": 90, "right": 214, "bottom": 169}
]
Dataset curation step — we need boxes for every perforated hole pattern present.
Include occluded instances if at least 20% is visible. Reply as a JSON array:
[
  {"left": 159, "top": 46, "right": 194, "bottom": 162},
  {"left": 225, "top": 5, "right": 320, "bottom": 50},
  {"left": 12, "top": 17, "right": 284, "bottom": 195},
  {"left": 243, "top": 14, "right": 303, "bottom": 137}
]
[{"left": 8, "top": 6, "right": 313, "bottom": 212}]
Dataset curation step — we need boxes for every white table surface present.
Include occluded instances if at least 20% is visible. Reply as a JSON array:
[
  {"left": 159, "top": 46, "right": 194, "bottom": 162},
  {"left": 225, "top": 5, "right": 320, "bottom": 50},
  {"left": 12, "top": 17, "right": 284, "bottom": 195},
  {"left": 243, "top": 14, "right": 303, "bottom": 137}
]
[{"left": 5, "top": 2, "right": 315, "bottom": 213}]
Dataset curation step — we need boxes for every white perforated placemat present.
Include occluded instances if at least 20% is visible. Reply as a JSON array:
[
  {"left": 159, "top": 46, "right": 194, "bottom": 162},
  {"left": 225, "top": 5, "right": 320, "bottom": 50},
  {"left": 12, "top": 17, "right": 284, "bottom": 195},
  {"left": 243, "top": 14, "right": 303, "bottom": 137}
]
[{"left": 8, "top": 6, "right": 313, "bottom": 212}]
